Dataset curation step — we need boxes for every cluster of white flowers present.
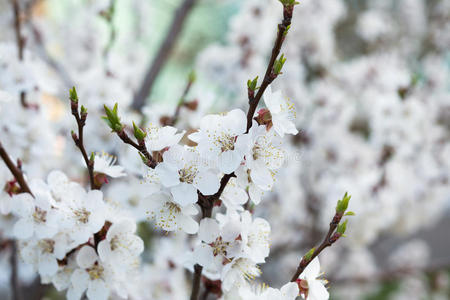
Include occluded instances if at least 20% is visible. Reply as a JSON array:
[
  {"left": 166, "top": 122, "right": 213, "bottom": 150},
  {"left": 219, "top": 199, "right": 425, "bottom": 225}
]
[{"left": 6, "top": 171, "right": 143, "bottom": 300}]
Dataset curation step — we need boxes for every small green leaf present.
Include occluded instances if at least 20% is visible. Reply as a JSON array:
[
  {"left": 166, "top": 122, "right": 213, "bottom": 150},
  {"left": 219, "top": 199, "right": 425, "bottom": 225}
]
[
  {"left": 138, "top": 152, "right": 149, "bottom": 164},
  {"left": 304, "top": 247, "right": 315, "bottom": 261},
  {"left": 336, "top": 192, "right": 351, "bottom": 214},
  {"left": 337, "top": 219, "right": 348, "bottom": 235},
  {"left": 89, "top": 152, "right": 95, "bottom": 162},
  {"left": 247, "top": 76, "right": 259, "bottom": 91},
  {"left": 279, "top": 0, "right": 300, "bottom": 6},
  {"left": 132, "top": 121, "right": 146, "bottom": 140},
  {"left": 103, "top": 103, "right": 123, "bottom": 132},
  {"left": 69, "top": 87, "right": 78, "bottom": 102},
  {"left": 80, "top": 105, "right": 87, "bottom": 114},
  {"left": 273, "top": 54, "right": 287, "bottom": 75},
  {"left": 344, "top": 211, "right": 355, "bottom": 216}
]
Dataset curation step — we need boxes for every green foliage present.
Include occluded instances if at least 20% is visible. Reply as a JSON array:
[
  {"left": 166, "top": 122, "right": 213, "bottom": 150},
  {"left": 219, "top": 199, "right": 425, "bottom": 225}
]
[
  {"left": 102, "top": 103, "right": 124, "bottom": 132},
  {"left": 273, "top": 54, "right": 287, "bottom": 75},
  {"left": 247, "top": 76, "right": 259, "bottom": 91},
  {"left": 336, "top": 192, "right": 351, "bottom": 214},
  {"left": 279, "top": 0, "right": 300, "bottom": 6},
  {"left": 132, "top": 121, "right": 147, "bottom": 141},
  {"left": 336, "top": 220, "right": 348, "bottom": 236},
  {"left": 304, "top": 247, "right": 315, "bottom": 261},
  {"left": 69, "top": 86, "right": 78, "bottom": 102}
]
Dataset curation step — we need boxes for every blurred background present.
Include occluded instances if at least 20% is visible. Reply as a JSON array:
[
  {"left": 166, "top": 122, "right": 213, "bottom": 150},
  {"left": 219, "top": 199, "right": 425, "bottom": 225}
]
[{"left": 0, "top": 0, "right": 449, "bottom": 299}]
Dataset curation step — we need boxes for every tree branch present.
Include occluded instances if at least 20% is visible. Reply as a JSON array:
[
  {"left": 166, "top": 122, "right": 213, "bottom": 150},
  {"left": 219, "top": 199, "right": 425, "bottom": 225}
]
[
  {"left": 0, "top": 141, "right": 33, "bottom": 196},
  {"left": 10, "top": 0, "right": 29, "bottom": 108},
  {"left": 245, "top": 4, "right": 294, "bottom": 132},
  {"left": 132, "top": 0, "right": 198, "bottom": 111},
  {"left": 190, "top": 3, "right": 297, "bottom": 299},
  {"left": 69, "top": 90, "right": 97, "bottom": 190},
  {"left": 166, "top": 71, "right": 195, "bottom": 126},
  {"left": 115, "top": 128, "right": 157, "bottom": 168},
  {"left": 9, "top": 240, "right": 22, "bottom": 300},
  {"left": 290, "top": 212, "right": 344, "bottom": 282}
]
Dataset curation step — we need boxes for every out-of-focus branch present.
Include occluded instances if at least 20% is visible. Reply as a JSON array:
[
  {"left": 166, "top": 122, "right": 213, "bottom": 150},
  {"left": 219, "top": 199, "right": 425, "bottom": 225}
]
[
  {"left": 163, "top": 71, "right": 196, "bottom": 126},
  {"left": 10, "top": 0, "right": 28, "bottom": 108},
  {"left": 29, "top": 23, "right": 74, "bottom": 89},
  {"left": 9, "top": 240, "right": 22, "bottom": 300},
  {"left": 69, "top": 87, "right": 97, "bottom": 190},
  {"left": 11, "top": 0, "right": 24, "bottom": 60},
  {"left": 132, "top": 0, "right": 198, "bottom": 111}
]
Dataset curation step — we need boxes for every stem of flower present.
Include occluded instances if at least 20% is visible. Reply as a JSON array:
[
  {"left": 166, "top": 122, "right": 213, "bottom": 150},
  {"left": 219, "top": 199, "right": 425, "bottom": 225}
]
[
  {"left": 115, "top": 129, "right": 157, "bottom": 168},
  {"left": 0, "top": 141, "right": 33, "bottom": 196},
  {"left": 70, "top": 100, "right": 97, "bottom": 190},
  {"left": 290, "top": 212, "right": 343, "bottom": 282},
  {"left": 245, "top": 4, "right": 294, "bottom": 133}
]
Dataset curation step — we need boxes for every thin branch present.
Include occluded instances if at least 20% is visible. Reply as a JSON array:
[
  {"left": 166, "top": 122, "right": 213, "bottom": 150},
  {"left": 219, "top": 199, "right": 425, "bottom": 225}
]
[
  {"left": 245, "top": 4, "right": 294, "bottom": 132},
  {"left": 29, "top": 23, "right": 74, "bottom": 89},
  {"left": 132, "top": 0, "right": 198, "bottom": 111},
  {"left": 200, "top": 289, "right": 210, "bottom": 300},
  {"left": 11, "top": 0, "right": 24, "bottom": 60},
  {"left": 9, "top": 240, "right": 22, "bottom": 300},
  {"left": 167, "top": 72, "right": 195, "bottom": 126},
  {"left": 0, "top": 141, "right": 33, "bottom": 196},
  {"left": 190, "top": 264, "right": 204, "bottom": 300},
  {"left": 10, "top": 0, "right": 29, "bottom": 108},
  {"left": 116, "top": 129, "right": 157, "bottom": 168},
  {"left": 290, "top": 212, "right": 343, "bottom": 282},
  {"left": 69, "top": 93, "right": 97, "bottom": 190}
]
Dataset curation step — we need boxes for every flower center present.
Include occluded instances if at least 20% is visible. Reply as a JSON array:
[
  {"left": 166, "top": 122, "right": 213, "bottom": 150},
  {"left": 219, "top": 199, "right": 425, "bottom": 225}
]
[
  {"left": 217, "top": 134, "right": 236, "bottom": 152},
  {"left": 88, "top": 264, "right": 104, "bottom": 280},
  {"left": 110, "top": 236, "right": 120, "bottom": 251},
  {"left": 74, "top": 208, "right": 91, "bottom": 223},
  {"left": 33, "top": 208, "right": 47, "bottom": 223},
  {"left": 210, "top": 237, "right": 230, "bottom": 256},
  {"left": 39, "top": 239, "right": 55, "bottom": 254},
  {"left": 164, "top": 202, "right": 181, "bottom": 214},
  {"left": 178, "top": 166, "right": 197, "bottom": 184}
]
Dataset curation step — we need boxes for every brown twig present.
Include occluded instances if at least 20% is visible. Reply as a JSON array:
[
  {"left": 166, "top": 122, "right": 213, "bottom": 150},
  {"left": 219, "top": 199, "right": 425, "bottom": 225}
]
[
  {"left": 245, "top": 4, "right": 294, "bottom": 132},
  {"left": 10, "top": 0, "right": 29, "bottom": 108},
  {"left": 132, "top": 0, "right": 198, "bottom": 111},
  {"left": 0, "top": 141, "right": 33, "bottom": 196},
  {"left": 116, "top": 128, "right": 157, "bottom": 169},
  {"left": 9, "top": 240, "right": 22, "bottom": 300},
  {"left": 190, "top": 264, "right": 204, "bottom": 300},
  {"left": 290, "top": 212, "right": 344, "bottom": 282},
  {"left": 69, "top": 94, "right": 97, "bottom": 190},
  {"left": 11, "top": 0, "right": 24, "bottom": 60}
]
